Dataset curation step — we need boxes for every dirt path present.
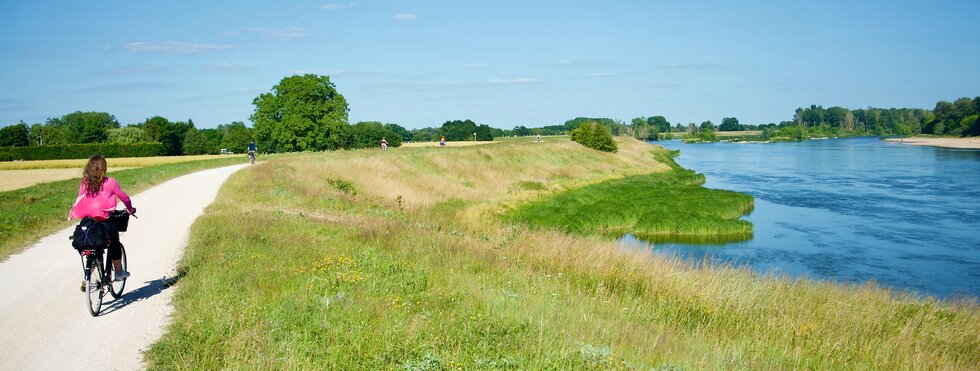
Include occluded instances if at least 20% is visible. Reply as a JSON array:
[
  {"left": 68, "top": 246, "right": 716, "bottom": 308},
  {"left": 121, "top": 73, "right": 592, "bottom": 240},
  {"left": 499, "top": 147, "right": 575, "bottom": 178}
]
[{"left": 0, "top": 164, "right": 248, "bottom": 370}]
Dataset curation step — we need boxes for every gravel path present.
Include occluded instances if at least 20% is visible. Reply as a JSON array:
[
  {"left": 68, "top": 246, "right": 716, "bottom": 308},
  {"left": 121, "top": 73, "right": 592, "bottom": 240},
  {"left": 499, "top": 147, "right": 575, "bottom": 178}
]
[{"left": 0, "top": 164, "right": 247, "bottom": 370}]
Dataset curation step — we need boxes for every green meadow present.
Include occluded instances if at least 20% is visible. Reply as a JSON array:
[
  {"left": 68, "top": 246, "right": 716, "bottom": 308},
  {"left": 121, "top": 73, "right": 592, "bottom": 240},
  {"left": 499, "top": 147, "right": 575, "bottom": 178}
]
[
  {"left": 145, "top": 137, "right": 979, "bottom": 369},
  {"left": 508, "top": 149, "right": 754, "bottom": 243}
]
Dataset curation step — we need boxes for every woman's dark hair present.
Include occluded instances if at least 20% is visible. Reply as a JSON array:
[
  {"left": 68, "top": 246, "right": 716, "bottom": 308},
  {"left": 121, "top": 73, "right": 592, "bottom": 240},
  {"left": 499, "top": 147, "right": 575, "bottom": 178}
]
[{"left": 82, "top": 154, "right": 107, "bottom": 196}]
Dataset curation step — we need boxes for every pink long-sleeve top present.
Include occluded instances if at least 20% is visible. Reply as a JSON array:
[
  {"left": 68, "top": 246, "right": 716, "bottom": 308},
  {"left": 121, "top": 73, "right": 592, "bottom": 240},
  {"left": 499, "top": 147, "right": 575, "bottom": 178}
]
[{"left": 69, "top": 177, "right": 133, "bottom": 221}]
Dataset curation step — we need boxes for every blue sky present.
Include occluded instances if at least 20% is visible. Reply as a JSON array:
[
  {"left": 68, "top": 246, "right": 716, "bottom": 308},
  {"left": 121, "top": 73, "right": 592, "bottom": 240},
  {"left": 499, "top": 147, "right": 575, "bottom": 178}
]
[{"left": 1, "top": 0, "right": 978, "bottom": 130}]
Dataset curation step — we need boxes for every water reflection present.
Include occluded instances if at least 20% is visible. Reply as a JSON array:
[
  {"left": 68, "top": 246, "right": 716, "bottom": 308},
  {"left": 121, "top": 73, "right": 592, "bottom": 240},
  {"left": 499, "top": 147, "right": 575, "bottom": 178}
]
[{"left": 631, "top": 137, "right": 980, "bottom": 299}]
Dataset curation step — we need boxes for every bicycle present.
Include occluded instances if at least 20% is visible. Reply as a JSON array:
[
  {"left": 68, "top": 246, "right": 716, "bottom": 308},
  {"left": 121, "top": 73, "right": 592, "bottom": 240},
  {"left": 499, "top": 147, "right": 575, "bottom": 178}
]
[
  {"left": 248, "top": 150, "right": 256, "bottom": 164},
  {"left": 72, "top": 210, "right": 134, "bottom": 316}
]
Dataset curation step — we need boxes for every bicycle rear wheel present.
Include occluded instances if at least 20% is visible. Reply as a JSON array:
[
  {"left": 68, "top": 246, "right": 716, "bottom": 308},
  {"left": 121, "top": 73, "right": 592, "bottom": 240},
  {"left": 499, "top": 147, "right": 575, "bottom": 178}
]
[
  {"left": 109, "top": 245, "right": 127, "bottom": 299},
  {"left": 85, "top": 257, "right": 104, "bottom": 316}
]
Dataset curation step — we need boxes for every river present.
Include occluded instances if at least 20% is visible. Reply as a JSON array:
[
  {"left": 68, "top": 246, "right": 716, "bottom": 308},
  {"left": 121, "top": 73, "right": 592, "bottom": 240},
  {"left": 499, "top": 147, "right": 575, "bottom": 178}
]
[{"left": 631, "top": 137, "right": 980, "bottom": 299}]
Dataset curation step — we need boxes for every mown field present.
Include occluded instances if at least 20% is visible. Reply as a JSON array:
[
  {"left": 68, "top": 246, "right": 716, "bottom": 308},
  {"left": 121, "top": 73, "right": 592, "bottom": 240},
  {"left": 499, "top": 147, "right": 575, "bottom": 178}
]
[
  {"left": 0, "top": 154, "right": 246, "bottom": 192},
  {"left": 0, "top": 154, "right": 244, "bottom": 170},
  {"left": 0, "top": 155, "right": 249, "bottom": 260},
  {"left": 146, "top": 137, "right": 979, "bottom": 369}
]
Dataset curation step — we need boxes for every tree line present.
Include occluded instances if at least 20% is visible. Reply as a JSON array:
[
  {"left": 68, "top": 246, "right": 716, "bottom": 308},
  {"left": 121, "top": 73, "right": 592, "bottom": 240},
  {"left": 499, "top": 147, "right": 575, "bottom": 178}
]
[
  {"left": 0, "top": 112, "right": 255, "bottom": 156},
  {"left": 4, "top": 71, "right": 974, "bottom": 158}
]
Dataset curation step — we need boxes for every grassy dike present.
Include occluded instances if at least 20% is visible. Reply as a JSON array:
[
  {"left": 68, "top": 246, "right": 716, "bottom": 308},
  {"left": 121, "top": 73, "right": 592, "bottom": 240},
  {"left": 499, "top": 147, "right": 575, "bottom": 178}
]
[
  {"left": 146, "top": 138, "right": 979, "bottom": 369},
  {"left": 0, "top": 155, "right": 247, "bottom": 260}
]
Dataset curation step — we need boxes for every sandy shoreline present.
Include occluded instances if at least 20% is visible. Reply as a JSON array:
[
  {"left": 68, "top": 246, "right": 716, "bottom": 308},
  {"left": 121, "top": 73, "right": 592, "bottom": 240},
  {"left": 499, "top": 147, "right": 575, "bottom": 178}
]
[{"left": 884, "top": 137, "right": 980, "bottom": 149}]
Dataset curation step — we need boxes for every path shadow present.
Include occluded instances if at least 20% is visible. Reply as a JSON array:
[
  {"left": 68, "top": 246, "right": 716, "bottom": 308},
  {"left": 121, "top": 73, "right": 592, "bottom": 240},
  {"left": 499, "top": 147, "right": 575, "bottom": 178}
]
[{"left": 99, "top": 274, "right": 181, "bottom": 315}]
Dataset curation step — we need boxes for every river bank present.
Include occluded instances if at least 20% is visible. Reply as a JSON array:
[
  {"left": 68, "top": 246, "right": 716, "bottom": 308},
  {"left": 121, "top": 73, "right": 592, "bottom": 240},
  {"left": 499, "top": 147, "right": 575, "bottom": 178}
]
[
  {"left": 146, "top": 138, "right": 979, "bottom": 369},
  {"left": 884, "top": 136, "right": 980, "bottom": 149}
]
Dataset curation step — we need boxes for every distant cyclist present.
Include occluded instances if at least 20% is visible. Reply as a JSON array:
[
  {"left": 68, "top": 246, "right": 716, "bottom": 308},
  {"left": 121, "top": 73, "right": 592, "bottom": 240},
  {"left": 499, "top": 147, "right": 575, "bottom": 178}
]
[
  {"left": 69, "top": 154, "right": 136, "bottom": 288},
  {"left": 247, "top": 140, "right": 257, "bottom": 164},
  {"left": 381, "top": 137, "right": 388, "bottom": 151}
]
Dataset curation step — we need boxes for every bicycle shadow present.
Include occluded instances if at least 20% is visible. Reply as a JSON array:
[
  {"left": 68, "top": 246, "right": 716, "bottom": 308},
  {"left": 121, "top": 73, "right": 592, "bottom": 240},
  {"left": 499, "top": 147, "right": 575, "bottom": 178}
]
[{"left": 99, "top": 275, "right": 181, "bottom": 315}]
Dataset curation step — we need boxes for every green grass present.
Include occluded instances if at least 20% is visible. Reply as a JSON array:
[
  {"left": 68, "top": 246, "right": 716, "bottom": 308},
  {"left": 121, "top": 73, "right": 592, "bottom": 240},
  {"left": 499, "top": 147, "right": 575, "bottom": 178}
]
[
  {"left": 145, "top": 140, "right": 979, "bottom": 369},
  {"left": 0, "top": 156, "right": 249, "bottom": 260},
  {"left": 507, "top": 152, "right": 754, "bottom": 243}
]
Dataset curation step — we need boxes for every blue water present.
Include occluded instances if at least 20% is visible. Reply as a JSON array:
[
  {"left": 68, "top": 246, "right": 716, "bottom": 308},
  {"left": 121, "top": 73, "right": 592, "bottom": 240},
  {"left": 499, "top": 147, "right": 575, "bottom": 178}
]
[{"left": 630, "top": 137, "right": 980, "bottom": 299}]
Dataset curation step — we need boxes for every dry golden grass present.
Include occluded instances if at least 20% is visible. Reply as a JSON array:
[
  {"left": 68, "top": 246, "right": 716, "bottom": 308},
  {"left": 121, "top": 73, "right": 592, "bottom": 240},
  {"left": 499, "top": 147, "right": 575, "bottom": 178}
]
[
  {"left": 400, "top": 140, "right": 502, "bottom": 148},
  {"left": 0, "top": 167, "right": 134, "bottom": 191},
  {"left": 289, "top": 137, "right": 668, "bottom": 210},
  {"left": 0, "top": 154, "right": 245, "bottom": 170}
]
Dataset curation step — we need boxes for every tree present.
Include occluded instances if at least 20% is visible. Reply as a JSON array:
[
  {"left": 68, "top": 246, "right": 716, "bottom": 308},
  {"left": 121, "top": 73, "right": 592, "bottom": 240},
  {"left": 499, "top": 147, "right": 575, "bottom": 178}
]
[
  {"left": 440, "top": 119, "right": 493, "bottom": 141},
  {"left": 719, "top": 117, "right": 743, "bottom": 131},
  {"left": 412, "top": 127, "right": 439, "bottom": 142},
  {"left": 251, "top": 74, "right": 350, "bottom": 152},
  {"left": 700, "top": 120, "right": 716, "bottom": 131},
  {"left": 0, "top": 121, "right": 29, "bottom": 147},
  {"left": 570, "top": 121, "right": 616, "bottom": 152},
  {"left": 108, "top": 126, "right": 146, "bottom": 144},
  {"left": 47, "top": 111, "right": 119, "bottom": 144},
  {"left": 182, "top": 127, "right": 208, "bottom": 155},
  {"left": 646, "top": 116, "right": 671, "bottom": 133},
  {"left": 384, "top": 123, "right": 412, "bottom": 142},
  {"left": 140, "top": 116, "right": 190, "bottom": 155},
  {"left": 513, "top": 125, "right": 532, "bottom": 136},
  {"left": 218, "top": 121, "right": 253, "bottom": 153},
  {"left": 350, "top": 121, "right": 402, "bottom": 149}
]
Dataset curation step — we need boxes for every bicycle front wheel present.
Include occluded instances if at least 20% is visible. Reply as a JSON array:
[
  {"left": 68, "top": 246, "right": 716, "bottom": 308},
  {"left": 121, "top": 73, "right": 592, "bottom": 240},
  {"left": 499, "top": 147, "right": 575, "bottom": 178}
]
[
  {"left": 109, "top": 245, "right": 127, "bottom": 299},
  {"left": 85, "top": 257, "right": 104, "bottom": 316}
]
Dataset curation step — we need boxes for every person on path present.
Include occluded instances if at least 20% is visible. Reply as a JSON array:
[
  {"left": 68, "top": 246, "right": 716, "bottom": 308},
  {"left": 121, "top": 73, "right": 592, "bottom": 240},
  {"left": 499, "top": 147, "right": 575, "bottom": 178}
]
[
  {"left": 381, "top": 137, "right": 388, "bottom": 150},
  {"left": 69, "top": 155, "right": 136, "bottom": 288},
  {"left": 247, "top": 141, "right": 257, "bottom": 164},
  {"left": 440, "top": 136, "right": 446, "bottom": 147}
]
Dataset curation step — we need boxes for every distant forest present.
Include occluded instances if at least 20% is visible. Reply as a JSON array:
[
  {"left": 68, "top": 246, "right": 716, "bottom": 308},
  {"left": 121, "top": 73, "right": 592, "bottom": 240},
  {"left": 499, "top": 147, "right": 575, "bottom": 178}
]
[{"left": 2, "top": 89, "right": 977, "bottom": 158}]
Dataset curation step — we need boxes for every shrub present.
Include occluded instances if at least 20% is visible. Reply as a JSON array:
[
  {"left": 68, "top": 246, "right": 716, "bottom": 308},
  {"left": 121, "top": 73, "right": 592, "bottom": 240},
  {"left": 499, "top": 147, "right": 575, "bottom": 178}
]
[
  {"left": 570, "top": 122, "right": 617, "bottom": 152},
  {"left": 0, "top": 142, "right": 164, "bottom": 161}
]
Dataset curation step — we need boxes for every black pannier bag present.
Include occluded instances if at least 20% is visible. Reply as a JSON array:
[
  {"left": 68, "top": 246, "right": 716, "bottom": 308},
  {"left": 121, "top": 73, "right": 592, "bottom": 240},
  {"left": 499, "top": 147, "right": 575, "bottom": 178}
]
[
  {"left": 71, "top": 217, "right": 108, "bottom": 249},
  {"left": 106, "top": 209, "right": 130, "bottom": 232}
]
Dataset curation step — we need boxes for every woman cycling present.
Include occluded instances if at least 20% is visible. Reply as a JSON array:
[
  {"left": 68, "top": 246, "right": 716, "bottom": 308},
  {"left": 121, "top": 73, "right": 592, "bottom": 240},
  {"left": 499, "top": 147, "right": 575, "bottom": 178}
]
[{"left": 69, "top": 154, "right": 136, "bottom": 287}]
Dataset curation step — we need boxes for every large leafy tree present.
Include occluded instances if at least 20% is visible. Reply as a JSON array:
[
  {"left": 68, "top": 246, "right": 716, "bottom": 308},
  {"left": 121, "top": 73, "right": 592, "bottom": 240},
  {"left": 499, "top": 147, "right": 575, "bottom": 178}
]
[
  {"left": 251, "top": 74, "right": 350, "bottom": 152},
  {"left": 439, "top": 119, "right": 494, "bottom": 141},
  {"left": 350, "top": 121, "right": 402, "bottom": 148},
  {"left": 384, "top": 123, "right": 412, "bottom": 142},
  {"left": 719, "top": 117, "right": 743, "bottom": 131},
  {"left": 47, "top": 111, "right": 119, "bottom": 144},
  {"left": 140, "top": 116, "right": 191, "bottom": 155},
  {"left": 218, "top": 121, "right": 253, "bottom": 153},
  {"left": 0, "top": 121, "right": 29, "bottom": 147},
  {"left": 646, "top": 116, "right": 671, "bottom": 133},
  {"left": 108, "top": 126, "right": 146, "bottom": 144}
]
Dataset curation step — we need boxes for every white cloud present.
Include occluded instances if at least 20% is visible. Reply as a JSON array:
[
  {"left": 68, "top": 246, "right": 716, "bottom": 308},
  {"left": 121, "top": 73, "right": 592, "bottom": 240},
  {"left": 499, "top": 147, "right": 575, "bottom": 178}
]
[
  {"left": 96, "top": 63, "right": 164, "bottom": 76},
  {"left": 204, "top": 63, "right": 251, "bottom": 71},
  {"left": 545, "top": 60, "right": 575, "bottom": 65},
  {"left": 101, "top": 45, "right": 113, "bottom": 52},
  {"left": 488, "top": 77, "right": 543, "bottom": 85},
  {"left": 320, "top": 3, "right": 354, "bottom": 10},
  {"left": 62, "top": 82, "right": 178, "bottom": 94},
  {"left": 392, "top": 14, "right": 417, "bottom": 21},
  {"left": 329, "top": 69, "right": 389, "bottom": 78},
  {"left": 246, "top": 27, "right": 311, "bottom": 39},
  {"left": 124, "top": 41, "right": 232, "bottom": 54}
]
